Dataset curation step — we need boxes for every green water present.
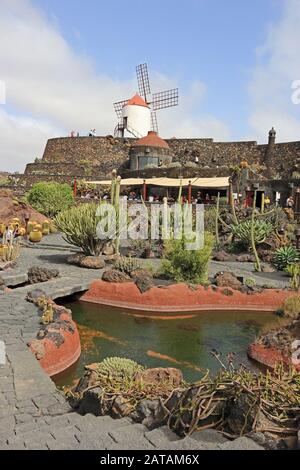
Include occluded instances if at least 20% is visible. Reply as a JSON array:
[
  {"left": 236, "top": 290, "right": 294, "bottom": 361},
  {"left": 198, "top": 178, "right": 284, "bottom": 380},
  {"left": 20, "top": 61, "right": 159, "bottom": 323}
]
[{"left": 53, "top": 301, "right": 283, "bottom": 387}]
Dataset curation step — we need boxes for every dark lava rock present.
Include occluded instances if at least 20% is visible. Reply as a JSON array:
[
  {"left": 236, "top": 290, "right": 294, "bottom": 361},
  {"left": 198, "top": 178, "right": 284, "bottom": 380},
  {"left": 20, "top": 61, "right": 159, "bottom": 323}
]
[
  {"left": 131, "top": 269, "right": 155, "bottom": 293},
  {"left": 213, "top": 250, "right": 232, "bottom": 262},
  {"left": 131, "top": 399, "right": 167, "bottom": 429},
  {"left": 79, "top": 256, "right": 105, "bottom": 269},
  {"left": 67, "top": 253, "right": 85, "bottom": 265},
  {"left": 102, "top": 269, "right": 132, "bottom": 283},
  {"left": 215, "top": 271, "right": 242, "bottom": 290},
  {"left": 78, "top": 387, "right": 104, "bottom": 416},
  {"left": 28, "top": 266, "right": 59, "bottom": 284},
  {"left": 221, "top": 288, "right": 234, "bottom": 296},
  {"left": 26, "top": 288, "right": 46, "bottom": 303},
  {"left": 257, "top": 249, "right": 273, "bottom": 263},
  {"left": 261, "top": 263, "right": 276, "bottom": 273},
  {"left": 135, "top": 367, "right": 183, "bottom": 387},
  {"left": 236, "top": 254, "right": 256, "bottom": 263},
  {"left": 111, "top": 396, "right": 133, "bottom": 418}
]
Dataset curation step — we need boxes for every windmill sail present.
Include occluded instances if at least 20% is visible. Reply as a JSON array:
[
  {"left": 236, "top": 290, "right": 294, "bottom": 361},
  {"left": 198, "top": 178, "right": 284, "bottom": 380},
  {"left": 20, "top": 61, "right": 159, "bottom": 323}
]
[{"left": 152, "top": 88, "right": 179, "bottom": 110}]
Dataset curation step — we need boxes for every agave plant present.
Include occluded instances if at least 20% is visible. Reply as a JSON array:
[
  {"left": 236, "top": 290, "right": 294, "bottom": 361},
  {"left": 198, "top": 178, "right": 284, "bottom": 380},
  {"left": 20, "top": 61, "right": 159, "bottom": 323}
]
[
  {"left": 232, "top": 219, "right": 273, "bottom": 246},
  {"left": 274, "top": 246, "right": 299, "bottom": 270}
]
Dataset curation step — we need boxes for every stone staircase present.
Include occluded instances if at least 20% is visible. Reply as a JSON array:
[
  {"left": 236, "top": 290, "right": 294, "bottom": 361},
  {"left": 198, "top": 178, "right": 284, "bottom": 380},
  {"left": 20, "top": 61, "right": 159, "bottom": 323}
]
[{"left": 1, "top": 412, "right": 265, "bottom": 450}]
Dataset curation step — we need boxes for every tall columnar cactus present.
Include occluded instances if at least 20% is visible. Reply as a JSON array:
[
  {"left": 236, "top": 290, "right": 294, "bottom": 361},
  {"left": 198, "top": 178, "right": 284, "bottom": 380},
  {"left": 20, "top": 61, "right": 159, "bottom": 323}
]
[
  {"left": 229, "top": 182, "right": 238, "bottom": 225},
  {"left": 113, "top": 175, "right": 121, "bottom": 254},
  {"left": 215, "top": 192, "right": 220, "bottom": 246},
  {"left": 251, "top": 190, "right": 261, "bottom": 272}
]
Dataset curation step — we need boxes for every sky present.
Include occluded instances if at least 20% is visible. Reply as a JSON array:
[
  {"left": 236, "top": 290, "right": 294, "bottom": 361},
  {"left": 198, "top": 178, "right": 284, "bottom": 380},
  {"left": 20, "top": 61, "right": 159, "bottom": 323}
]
[{"left": 0, "top": 0, "right": 300, "bottom": 172}]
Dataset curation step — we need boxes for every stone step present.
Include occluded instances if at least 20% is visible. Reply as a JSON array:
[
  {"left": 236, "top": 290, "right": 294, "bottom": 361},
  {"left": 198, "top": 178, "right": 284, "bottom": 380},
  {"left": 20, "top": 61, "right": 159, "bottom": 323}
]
[
  {"left": 218, "top": 436, "right": 265, "bottom": 451},
  {"left": 144, "top": 426, "right": 180, "bottom": 447},
  {"left": 190, "top": 429, "right": 229, "bottom": 445},
  {"left": 107, "top": 423, "right": 155, "bottom": 450}
]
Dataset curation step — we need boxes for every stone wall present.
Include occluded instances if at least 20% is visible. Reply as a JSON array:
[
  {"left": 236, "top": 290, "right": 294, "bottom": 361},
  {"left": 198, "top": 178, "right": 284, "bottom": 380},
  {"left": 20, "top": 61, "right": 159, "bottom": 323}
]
[{"left": 21, "top": 135, "right": 300, "bottom": 188}]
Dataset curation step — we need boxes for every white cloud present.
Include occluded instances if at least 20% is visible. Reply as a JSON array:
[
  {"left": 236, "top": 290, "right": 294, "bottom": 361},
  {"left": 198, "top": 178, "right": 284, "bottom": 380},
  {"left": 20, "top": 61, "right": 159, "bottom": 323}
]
[
  {"left": 0, "top": 0, "right": 230, "bottom": 171},
  {"left": 248, "top": 0, "right": 300, "bottom": 142}
]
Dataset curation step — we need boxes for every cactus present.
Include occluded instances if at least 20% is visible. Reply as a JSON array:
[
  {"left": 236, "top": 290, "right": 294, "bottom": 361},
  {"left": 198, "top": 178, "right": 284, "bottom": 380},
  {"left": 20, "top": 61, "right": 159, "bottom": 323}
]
[
  {"left": 232, "top": 219, "right": 273, "bottom": 246},
  {"left": 274, "top": 246, "right": 299, "bottom": 270},
  {"left": 97, "top": 357, "right": 144, "bottom": 380},
  {"left": 215, "top": 192, "right": 220, "bottom": 246},
  {"left": 250, "top": 190, "right": 261, "bottom": 272},
  {"left": 285, "top": 263, "right": 300, "bottom": 290},
  {"left": 55, "top": 203, "right": 112, "bottom": 256},
  {"left": 40, "top": 304, "right": 54, "bottom": 325}
]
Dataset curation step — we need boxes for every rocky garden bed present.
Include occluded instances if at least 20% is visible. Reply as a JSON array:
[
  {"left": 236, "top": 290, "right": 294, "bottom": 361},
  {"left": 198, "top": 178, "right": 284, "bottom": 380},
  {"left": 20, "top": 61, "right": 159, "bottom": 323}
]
[{"left": 65, "top": 356, "right": 300, "bottom": 449}]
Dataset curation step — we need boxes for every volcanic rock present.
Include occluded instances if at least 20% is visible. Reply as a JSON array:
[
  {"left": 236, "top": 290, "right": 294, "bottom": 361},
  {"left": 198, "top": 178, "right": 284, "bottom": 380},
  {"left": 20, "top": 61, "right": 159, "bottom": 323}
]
[
  {"left": 215, "top": 272, "right": 242, "bottom": 290},
  {"left": 27, "top": 267, "right": 59, "bottom": 284},
  {"left": 102, "top": 269, "right": 132, "bottom": 283},
  {"left": 79, "top": 256, "right": 105, "bottom": 269}
]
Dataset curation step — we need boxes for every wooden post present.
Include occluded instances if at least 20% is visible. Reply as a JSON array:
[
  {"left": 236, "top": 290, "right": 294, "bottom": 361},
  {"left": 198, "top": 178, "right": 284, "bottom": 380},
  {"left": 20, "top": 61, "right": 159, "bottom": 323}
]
[{"left": 143, "top": 179, "right": 147, "bottom": 201}]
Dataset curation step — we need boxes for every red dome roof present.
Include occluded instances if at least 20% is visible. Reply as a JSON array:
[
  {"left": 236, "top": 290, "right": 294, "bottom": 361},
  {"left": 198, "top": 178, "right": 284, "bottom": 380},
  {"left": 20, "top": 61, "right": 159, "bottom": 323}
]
[
  {"left": 125, "top": 94, "right": 149, "bottom": 108},
  {"left": 134, "top": 131, "right": 169, "bottom": 149}
]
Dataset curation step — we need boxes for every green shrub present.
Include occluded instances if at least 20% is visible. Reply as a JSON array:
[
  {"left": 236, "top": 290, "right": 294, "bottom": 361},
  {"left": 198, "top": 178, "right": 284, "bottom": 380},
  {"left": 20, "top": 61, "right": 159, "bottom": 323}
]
[
  {"left": 114, "top": 256, "right": 140, "bottom": 275},
  {"left": 244, "top": 277, "right": 256, "bottom": 288},
  {"left": 285, "top": 263, "right": 300, "bottom": 289},
  {"left": 204, "top": 207, "right": 217, "bottom": 234},
  {"left": 274, "top": 246, "right": 299, "bottom": 270},
  {"left": 232, "top": 219, "right": 273, "bottom": 246},
  {"left": 162, "top": 232, "right": 214, "bottom": 284},
  {"left": 55, "top": 202, "right": 111, "bottom": 256},
  {"left": 279, "top": 295, "right": 300, "bottom": 319},
  {"left": 26, "top": 182, "right": 73, "bottom": 217}
]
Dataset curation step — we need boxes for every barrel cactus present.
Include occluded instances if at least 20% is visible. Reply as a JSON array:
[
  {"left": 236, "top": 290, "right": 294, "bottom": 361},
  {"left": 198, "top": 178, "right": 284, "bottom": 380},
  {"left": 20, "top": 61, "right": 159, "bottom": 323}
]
[
  {"left": 232, "top": 219, "right": 273, "bottom": 246},
  {"left": 97, "top": 357, "right": 144, "bottom": 380}
]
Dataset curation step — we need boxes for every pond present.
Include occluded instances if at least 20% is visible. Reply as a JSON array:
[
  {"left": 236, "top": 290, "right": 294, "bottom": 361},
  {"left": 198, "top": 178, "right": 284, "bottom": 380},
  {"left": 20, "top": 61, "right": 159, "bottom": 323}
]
[{"left": 53, "top": 300, "right": 283, "bottom": 387}]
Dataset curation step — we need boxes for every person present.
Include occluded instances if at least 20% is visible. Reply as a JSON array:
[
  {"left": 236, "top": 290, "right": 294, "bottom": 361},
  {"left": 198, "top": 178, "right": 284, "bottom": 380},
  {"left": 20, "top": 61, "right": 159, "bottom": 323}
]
[
  {"left": 264, "top": 195, "right": 271, "bottom": 206},
  {"left": 195, "top": 155, "right": 199, "bottom": 164},
  {"left": 196, "top": 191, "right": 203, "bottom": 204},
  {"left": 3, "top": 225, "right": 14, "bottom": 245},
  {"left": 286, "top": 196, "right": 294, "bottom": 208},
  {"left": 71, "top": 131, "right": 75, "bottom": 138},
  {"left": 13, "top": 224, "right": 21, "bottom": 239}
]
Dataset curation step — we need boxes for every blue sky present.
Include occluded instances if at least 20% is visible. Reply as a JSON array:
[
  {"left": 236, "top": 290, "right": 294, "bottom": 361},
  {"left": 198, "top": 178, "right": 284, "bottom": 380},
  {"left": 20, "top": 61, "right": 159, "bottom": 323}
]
[
  {"left": 0, "top": 0, "right": 300, "bottom": 171},
  {"left": 34, "top": 0, "right": 282, "bottom": 138}
]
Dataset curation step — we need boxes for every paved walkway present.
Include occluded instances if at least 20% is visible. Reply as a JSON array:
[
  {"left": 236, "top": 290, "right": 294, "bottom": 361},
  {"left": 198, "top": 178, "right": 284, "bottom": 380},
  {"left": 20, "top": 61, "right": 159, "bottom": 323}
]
[{"left": 0, "top": 235, "right": 272, "bottom": 450}]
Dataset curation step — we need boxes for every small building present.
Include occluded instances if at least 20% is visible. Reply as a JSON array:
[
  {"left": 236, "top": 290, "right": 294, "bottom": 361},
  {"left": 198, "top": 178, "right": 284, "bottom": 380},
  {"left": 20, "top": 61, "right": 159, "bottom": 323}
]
[{"left": 129, "top": 131, "right": 174, "bottom": 171}]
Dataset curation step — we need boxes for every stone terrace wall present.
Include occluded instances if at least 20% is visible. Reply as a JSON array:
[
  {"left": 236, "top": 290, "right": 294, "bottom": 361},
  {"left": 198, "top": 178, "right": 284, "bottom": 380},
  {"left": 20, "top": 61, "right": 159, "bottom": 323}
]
[{"left": 21, "top": 135, "right": 300, "bottom": 188}]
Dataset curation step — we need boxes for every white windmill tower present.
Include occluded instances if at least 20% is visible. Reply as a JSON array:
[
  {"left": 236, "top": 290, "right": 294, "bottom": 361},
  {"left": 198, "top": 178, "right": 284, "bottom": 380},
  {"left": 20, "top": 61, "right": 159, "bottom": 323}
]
[{"left": 113, "top": 63, "right": 179, "bottom": 138}]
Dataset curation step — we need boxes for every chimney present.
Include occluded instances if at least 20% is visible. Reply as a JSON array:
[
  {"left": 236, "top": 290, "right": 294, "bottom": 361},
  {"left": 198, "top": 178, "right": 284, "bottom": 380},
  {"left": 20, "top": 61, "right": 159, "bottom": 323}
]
[
  {"left": 268, "top": 127, "right": 276, "bottom": 146},
  {"left": 265, "top": 127, "right": 276, "bottom": 177}
]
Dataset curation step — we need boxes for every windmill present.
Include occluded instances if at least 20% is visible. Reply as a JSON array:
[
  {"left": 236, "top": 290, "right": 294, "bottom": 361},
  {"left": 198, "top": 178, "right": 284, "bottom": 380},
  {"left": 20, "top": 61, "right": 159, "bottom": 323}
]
[{"left": 113, "top": 63, "right": 179, "bottom": 138}]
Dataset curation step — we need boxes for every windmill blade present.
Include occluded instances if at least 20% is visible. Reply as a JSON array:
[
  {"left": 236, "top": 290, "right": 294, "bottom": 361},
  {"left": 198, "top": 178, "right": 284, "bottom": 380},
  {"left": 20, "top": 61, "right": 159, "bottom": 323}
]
[
  {"left": 151, "top": 111, "right": 159, "bottom": 133},
  {"left": 136, "top": 63, "right": 151, "bottom": 100},
  {"left": 152, "top": 88, "right": 179, "bottom": 111},
  {"left": 114, "top": 99, "right": 128, "bottom": 118}
]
